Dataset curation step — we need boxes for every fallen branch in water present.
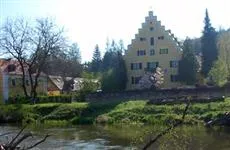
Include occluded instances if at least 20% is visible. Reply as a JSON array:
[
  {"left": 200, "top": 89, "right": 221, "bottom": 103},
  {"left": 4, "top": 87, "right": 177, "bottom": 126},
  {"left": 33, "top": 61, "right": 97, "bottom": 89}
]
[
  {"left": 0, "top": 126, "right": 50, "bottom": 150},
  {"left": 142, "top": 98, "right": 191, "bottom": 150},
  {"left": 6, "top": 126, "right": 27, "bottom": 148},
  {"left": 22, "top": 134, "right": 50, "bottom": 150},
  {"left": 0, "top": 132, "right": 14, "bottom": 137}
]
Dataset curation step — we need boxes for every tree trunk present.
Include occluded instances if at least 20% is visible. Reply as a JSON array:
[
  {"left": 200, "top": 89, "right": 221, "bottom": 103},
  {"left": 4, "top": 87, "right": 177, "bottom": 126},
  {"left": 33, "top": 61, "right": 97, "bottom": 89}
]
[{"left": 19, "top": 61, "right": 28, "bottom": 98}]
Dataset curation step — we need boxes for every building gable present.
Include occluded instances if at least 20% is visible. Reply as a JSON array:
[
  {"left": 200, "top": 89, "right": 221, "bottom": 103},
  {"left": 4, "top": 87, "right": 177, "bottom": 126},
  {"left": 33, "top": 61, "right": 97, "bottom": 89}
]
[{"left": 124, "top": 11, "right": 182, "bottom": 90}]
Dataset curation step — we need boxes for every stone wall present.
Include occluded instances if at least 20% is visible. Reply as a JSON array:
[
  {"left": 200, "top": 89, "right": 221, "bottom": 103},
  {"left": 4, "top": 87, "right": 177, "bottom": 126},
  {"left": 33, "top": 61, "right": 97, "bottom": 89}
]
[{"left": 86, "top": 87, "right": 230, "bottom": 103}]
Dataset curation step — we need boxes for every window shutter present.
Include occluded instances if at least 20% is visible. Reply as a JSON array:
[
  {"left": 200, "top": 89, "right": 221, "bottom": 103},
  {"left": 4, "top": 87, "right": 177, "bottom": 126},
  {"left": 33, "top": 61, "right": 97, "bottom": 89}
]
[
  {"left": 131, "top": 63, "right": 133, "bottom": 70},
  {"left": 170, "top": 61, "right": 172, "bottom": 68}
]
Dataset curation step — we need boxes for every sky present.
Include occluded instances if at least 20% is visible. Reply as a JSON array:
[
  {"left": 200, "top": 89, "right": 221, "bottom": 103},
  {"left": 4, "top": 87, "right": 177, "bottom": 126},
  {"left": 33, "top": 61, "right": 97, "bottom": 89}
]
[{"left": 1, "top": 0, "right": 230, "bottom": 62}]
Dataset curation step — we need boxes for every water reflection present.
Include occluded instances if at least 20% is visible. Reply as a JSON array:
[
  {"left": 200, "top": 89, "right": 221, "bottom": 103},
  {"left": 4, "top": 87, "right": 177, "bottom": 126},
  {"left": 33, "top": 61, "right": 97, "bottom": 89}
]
[{"left": 0, "top": 124, "right": 230, "bottom": 150}]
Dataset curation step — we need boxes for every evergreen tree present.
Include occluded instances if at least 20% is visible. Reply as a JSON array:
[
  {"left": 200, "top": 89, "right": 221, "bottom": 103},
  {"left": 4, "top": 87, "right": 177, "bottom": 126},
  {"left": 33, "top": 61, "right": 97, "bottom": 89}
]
[
  {"left": 113, "top": 51, "right": 127, "bottom": 90},
  {"left": 178, "top": 38, "right": 198, "bottom": 85},
  {"left": 101, "top": 53, "right": 127, "bottom": 92},
  {"left": 201, "top": 9, "right": 218, "bottom": 77},
  {"left": 101, "top": 40, "right": 127, "bottom": 91},
  {"left": 91, "top": 44, "right": 102, "bottom": 72},
  {"left": 102, "top": 51, "right": 114, "bottom": 71},
  {"left": 101, "top": 39, "right": 117, "bottom": 71}
]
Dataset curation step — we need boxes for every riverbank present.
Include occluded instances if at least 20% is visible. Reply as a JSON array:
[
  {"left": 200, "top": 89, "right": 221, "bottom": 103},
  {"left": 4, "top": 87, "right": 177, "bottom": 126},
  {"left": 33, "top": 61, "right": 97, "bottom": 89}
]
[{"left": 0, "top": 98, "right": 230, "bottom": 126}]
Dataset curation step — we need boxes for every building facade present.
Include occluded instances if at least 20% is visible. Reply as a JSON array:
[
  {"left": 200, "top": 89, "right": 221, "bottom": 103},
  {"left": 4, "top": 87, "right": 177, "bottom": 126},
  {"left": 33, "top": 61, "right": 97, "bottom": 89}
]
[
  {"left": 0, "top": 59, "right": 47, "bottom": 103},
  {"left": 124, "top": 11, "right": 182, "bottom": 90}
]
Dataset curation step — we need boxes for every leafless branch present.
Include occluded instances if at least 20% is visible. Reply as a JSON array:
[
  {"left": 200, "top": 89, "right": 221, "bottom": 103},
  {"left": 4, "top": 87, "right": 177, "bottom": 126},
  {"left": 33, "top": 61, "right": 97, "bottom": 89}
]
[
  {"left": 10, "top": 132, "right": 33, "bottom": 150},
  {"left": 6, "top": 126, "right": 27, "bottom": 147},
  {"left": 22, "top": 134, "right": 50, "bottom": 150},
  {"left": 142, "top": 98, "right": 191, "bottom": 150},
  {"left": 1, "top": 126, "right": 50, "bottom": 150},
  {"left": 0, "top": 132, "right": 14, "bottom": 137}
]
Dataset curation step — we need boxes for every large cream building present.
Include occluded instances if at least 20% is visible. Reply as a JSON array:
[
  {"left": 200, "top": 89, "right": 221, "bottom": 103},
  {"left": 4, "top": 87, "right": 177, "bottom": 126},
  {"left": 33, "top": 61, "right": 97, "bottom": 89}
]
[{"left": 124, "top": 11, "right": 182, "bottom": 90}]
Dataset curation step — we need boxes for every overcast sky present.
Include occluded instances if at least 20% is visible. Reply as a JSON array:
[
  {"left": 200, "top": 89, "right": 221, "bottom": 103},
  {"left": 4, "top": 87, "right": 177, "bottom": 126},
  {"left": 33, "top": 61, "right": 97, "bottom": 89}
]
[{"left": 1, "top": 0, "right": 230, "bottom": 62}]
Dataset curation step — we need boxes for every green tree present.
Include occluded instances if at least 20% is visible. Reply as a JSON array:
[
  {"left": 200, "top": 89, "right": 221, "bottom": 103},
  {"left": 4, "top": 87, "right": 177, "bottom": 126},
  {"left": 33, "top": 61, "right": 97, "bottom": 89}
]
[
  {"left": 102, "top": 40, "right": 117, "bottom": 71},
  {"left": 208, "top": 59, "right": 228, "bottom": 87},
  {"left": 178, "top": 38, "right": 198, "bottom": 85},
  {"left": 101, "top": 40, "right": 127, "bottom": 91},
  {"left": 101, "top": 69, "right": 116, "bottom": 92},
  {"left": 113, "top": 51, "right": 127, "bottom": 90},
  {"left": 201, "top": 9, "right": 218, "bottom": 77},
  {"left": 217, "top": 29, "right": 230, "bottom": 79},
  {"left": 91, "top": 44, "right": 102, "bottom": 72}
]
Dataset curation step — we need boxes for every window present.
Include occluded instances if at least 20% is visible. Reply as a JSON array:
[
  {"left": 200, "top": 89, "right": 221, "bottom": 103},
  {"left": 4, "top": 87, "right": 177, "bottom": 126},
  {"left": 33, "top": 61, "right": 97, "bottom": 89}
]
[
  {"left": 160, "top": 48, "right": 168, "bottom": 54},
  {"left": 11, "top": 79, "right": 16, "bottom": 86},
  {"left": 131, "top": 76, "right": 141, "bottom": 84},
  {"left": 147, "top": 62, "right": 159, "bottom": 70},
  {"left": 150, "top": 49, "right": 155, "bottom": 56},
  {"left": 170, "top": 60, "right": 179, "bottom": 68},
  {"left": 137, "top": 50, "right": 146, "bottom": 56},
  {"left": 150, "top": 27, "right": 154, "bottom": 31},
  {"left": 131, "top": 63, "right": 142, "bottom": 70},
  {"left": 26, "top": 80, "right": 29, "bottom": 86},
  {"left": 7, "top": 64, "right": 16, "bottom": 72},
  {"left": 150, "top": 37, "right": 154, "bottom": 45},
  {"left": 140, "top": 37, "right": 146, "bottom": 41},
  {"left": 158, "top": 36, "right": 164, "bottom": 40},
  {"left": 171, "top": 75, "right": 178, "bottom": 82}
]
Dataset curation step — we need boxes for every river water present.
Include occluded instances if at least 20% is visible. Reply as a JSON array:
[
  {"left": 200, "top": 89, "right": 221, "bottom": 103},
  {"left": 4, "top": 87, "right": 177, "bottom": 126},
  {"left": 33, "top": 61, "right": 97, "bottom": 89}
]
[{"left": 1, "top": 124, "right": 230, "bottom": 150}]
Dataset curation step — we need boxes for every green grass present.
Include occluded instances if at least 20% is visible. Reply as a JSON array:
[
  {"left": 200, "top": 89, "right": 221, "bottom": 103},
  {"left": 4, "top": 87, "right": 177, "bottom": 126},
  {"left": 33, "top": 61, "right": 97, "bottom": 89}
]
[{"left": 0, "top": 98, "right": 230, "bottom": 126}]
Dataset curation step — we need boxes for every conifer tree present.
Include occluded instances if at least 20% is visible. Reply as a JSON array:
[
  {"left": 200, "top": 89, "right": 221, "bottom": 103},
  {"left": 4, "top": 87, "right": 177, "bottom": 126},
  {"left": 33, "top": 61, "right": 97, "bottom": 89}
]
[
  {"left": 91, "top": 44, "right": 102, "bottom": 72},
  {"left": 201, "top": 9, "right": 218, "bottom": 77},
  {"left": 178, "top": 38, "right": 198, "bottom": 85},
  {"left": 101, "top": 40, "right": 127, "bottom": 91}
]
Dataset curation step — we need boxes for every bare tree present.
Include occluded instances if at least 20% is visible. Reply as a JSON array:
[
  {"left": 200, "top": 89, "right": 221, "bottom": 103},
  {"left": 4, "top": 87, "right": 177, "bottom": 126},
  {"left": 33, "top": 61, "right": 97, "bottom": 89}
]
[
  {"left": 0, "top": 18, "right": 30, "bottom": 97},
  {"left": 0, "top": 17, "right": 66, "bottom": 99},
  {"left": 26, "top": 18, "right": 66, "bottom": 99}
]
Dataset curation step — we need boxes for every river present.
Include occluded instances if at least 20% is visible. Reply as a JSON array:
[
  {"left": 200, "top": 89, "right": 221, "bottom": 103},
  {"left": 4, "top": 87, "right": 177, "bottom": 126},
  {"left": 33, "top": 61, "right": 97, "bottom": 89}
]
[{"left": 1, "top": 124, "right": 230, "bottom": 150}]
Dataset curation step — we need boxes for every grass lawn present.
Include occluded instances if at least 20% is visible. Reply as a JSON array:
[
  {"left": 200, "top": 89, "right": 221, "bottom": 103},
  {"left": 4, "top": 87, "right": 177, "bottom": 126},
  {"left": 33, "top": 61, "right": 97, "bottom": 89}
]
[{"left": 0, "top": 98, "right": 230, "bottom": 126}]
